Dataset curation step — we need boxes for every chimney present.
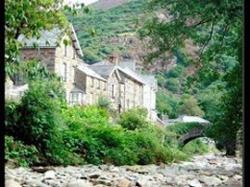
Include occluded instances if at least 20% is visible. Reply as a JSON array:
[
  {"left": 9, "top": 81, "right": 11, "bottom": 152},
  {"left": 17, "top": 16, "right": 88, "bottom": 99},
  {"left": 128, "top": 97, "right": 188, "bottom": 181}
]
[{"left": 109, "top": 54, "right": 119, "bottom": 65}]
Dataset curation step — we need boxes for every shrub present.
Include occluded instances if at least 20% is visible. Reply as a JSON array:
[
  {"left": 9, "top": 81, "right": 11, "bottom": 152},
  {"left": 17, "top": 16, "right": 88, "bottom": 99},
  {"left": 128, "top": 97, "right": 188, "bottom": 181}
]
[
  {"left": 118, "top": 107, "right": 148, "bottom": 130},
  {"left": 62, "top": 105, "right": 109, "bottom": 128},
  {"left": 97, "top": 96, "right": 111, "bottom": 109},
  {"left": 5, "top": 100, "right": 20, "bottom": 137},
  {"left": 182, "top": 139, "right": 210, "bottom": 155},
  {"left": 166, "top": 122, "right": 202, "bottom": 135},
  {"left": 5, "top": 136, "right": 39, "bottom": 167},
  {"left": 9, "top": 80, "right": 79, "bottom": 165}
]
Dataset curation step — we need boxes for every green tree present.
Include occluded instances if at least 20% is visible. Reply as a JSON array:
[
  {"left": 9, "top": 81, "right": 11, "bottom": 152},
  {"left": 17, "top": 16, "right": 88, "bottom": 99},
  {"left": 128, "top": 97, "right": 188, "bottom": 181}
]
[
  {"left": 156, "top": 91, "right": 179, "bottom": 118},
  {"left": 178, "top": 95, "right": 204, "bottom": 117},
  {"left": 207, "top": 42, "right": 242, "bottom": 155},
  {"left": 165, "top": 78, "right": 180, "bottom": 93},
  {"left": 141, "top": 0, "right": 243, "bottom": 155},
  {"left": 5, "top": 0, "right": 69, "bottom": 75}
]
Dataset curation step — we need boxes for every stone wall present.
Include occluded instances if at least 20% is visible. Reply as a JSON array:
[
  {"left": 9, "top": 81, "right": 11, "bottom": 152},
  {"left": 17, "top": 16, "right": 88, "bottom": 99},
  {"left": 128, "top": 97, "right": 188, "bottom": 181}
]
[
  {"left": 117, "top": 70, "right": 144, "bottom": 112},
  {"left": 106, "top": 70, "right": 121, "bottom": 110},
  {"left": 74, "top": 68, "right": 87, "bottom": 91},
  {"left": 21, "top": 48, "right": 56, "bottom": 72},
  {"left": 54, "top": 34, "right": 83, "bottom": 102},
  {"left": 85, "top": 76, "right": 107, "bottom": 105}
]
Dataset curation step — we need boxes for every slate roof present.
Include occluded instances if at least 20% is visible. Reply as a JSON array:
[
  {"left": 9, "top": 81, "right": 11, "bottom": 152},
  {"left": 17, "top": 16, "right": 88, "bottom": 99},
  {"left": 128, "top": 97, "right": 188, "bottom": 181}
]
[
  {"left": 118, "top": 67, "right": 146, "bottom": 84},
  {"left": 77, "top": 64, "right": 106, "bottom": 81},
  {"left": 139, "top": 74, "right": 158, "bottom": 89},
  {"left": 91, "top": 61, "right": 112, "bottom": 66},
  {"left": 88, "top": 65, "right": 116, "bottom": 79},
  {"left": 18, "top": 24, "right": 83, "bottom": 57},
  {"left": 18, "top": 28, "right": 62, "bottom": 48}
]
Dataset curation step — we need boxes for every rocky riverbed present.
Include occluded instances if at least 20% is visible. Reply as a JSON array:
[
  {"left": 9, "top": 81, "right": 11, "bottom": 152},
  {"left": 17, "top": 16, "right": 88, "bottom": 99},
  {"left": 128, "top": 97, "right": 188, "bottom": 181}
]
[{"left": 5, "top": 153, "right": 242, "bottom": 187}]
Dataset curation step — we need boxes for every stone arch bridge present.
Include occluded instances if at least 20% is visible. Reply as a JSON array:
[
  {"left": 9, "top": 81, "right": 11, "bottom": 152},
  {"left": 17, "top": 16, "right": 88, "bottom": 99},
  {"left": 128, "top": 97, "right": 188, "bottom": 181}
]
[
  {"left": 166, "top": 122, "right": 211, "bottom": 146},
  {"left": 178, "top": 127, "right": 207, "bottom": 146}
]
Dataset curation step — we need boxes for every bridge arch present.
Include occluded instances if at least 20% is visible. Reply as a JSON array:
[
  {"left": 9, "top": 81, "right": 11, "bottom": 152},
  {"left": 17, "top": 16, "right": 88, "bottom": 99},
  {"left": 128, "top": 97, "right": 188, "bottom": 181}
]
[{"left": 178, "top": 127, "right": 205, "bottom": 146}]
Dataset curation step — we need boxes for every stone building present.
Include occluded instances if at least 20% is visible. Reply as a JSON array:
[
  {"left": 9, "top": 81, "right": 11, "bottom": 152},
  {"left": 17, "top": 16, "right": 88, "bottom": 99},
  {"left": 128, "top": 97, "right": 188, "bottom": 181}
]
[
  {"left": 9, "top": 24, "right": 158, "bottom": 121},
  {"left": 89, "top": 63, "right": 145, "bottom": 113},
  {"left": 17, "top": 24, "right": 107, "bottom": 105}
]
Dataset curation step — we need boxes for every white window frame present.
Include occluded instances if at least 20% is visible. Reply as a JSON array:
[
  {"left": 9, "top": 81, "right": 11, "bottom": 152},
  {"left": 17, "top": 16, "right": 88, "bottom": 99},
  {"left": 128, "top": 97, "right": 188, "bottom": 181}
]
[
  {"left": 70, "top": 92, "right": 83, "bottom": 105},
  {"left": 62, "top": 63, "right": 67, "bottom": 82}
]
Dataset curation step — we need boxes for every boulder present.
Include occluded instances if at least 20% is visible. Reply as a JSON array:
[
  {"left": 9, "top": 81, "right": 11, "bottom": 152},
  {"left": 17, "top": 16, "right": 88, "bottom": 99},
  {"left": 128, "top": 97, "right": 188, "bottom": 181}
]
[
  {"left": 199, "top": 176, "right": 222, "bottom": 186},
  {"left": 5, "top": 179, "right": 22, "bottom": 187},
  {"left": 116, "top": 178, "right": 132, "bottom": 187},
  {"left": 187, "top": 179, "right": 202, "bottom": 187},
  {"left": 43, "top": 170, "right": 56, "bottom": 179},
  {"left": 65, "top": 179, "right": 93, "bottom": 187}
]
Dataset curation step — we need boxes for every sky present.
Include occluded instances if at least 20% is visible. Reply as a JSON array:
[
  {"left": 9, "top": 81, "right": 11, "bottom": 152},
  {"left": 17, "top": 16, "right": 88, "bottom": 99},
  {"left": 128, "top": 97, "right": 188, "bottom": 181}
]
[{"left": 64, "top": 0, "right": 99, "bottom": 6}]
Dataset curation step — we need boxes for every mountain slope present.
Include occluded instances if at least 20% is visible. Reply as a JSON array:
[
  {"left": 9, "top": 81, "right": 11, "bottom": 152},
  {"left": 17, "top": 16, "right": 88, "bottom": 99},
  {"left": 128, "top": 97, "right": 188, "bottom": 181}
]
[{"left": 91, "top": 0, "right": 129, "bottom": 10}]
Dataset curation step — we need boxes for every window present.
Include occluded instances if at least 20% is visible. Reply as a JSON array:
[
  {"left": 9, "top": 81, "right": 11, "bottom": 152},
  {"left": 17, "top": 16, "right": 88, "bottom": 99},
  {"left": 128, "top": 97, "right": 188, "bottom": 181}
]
[
  {"left": 62, "top": 63, "right": 67, "bottom": 81},
  {"left": 127, "top": 99, "right": 129, "bottom": 109},
  {"left": 64, "top": 45, "right": 67, "bottom": 56},
  {"left": 73, "top": 49, "right": 76, "bottom": 59},
  {"left": 98, "top": 80, "right": 101, "bottom": 89},
  {"left": 70, "top": 92, "right": 83, "bottom": 105},
  {"left": 112, "top": 84, "right": 115, "bottom": 98},
  {"left": 91, "top": 78, "right": 94, "bottom": 87}
]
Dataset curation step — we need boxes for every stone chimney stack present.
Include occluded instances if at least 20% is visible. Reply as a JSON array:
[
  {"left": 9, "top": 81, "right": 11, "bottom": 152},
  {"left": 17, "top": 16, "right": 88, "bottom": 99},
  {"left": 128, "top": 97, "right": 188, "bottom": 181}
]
[{"left": 109, "top": 53, "right": 119, "bottom": 65}]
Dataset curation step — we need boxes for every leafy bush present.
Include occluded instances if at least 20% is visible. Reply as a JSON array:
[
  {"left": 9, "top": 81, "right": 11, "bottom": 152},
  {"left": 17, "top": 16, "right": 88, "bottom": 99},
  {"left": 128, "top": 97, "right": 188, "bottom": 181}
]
[
  {"left": 166, "top": 122, "right": 202, "bottom": 135},
  {"left": 5, "top": 136, "right": 39, "bottom": 167},
  {"left": 62, "top": 105, "right": 109, "bottom": 128},
  {"left": 5, "top": 100, "right": 20, "bottom": 137},
  {"left": 118, "top": 107, "right": 149, "bottom": 130},
  {"left": 97, "top": 96, "right": 111, "bottom": 109},
  {"left": 7, "top": 80, "right": 80, "bottom": 165},
  {"left": 182, "top": 139, "right": 210, "bottom": 155}
]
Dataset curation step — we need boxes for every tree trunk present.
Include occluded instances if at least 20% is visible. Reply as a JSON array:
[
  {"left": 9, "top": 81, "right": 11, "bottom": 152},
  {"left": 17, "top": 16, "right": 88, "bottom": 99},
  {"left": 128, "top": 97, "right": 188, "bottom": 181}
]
[{"left": 225, "top": 141, "right": 236, "bottom": 156}]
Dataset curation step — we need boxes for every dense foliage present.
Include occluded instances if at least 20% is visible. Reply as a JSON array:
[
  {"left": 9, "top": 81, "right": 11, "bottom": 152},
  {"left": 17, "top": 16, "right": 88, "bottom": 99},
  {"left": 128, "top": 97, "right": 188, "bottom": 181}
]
[
  {"left": 141, "top": 0, "right": 243, "bottom": 155},
  {"left": 5, "top": 0, "right": 69, "bottom": 76},
  {"left": 5, "top": 136, "right": 39, "bottom": 167},
  {"left": 118, "top": 107, "right": 149, "bottom": 130},
  {"left": 5, "top": 78, "right": 212, "bottom": 167}
]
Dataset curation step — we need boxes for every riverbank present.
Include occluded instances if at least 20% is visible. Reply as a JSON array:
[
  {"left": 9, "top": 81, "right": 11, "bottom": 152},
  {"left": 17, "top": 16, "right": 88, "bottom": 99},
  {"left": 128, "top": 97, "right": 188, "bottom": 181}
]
[{"left": 5, "top": 152, "right": 242, "bottom": 187}]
